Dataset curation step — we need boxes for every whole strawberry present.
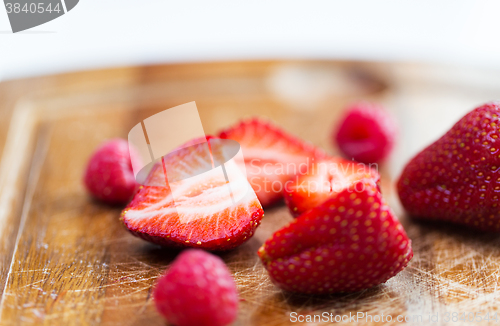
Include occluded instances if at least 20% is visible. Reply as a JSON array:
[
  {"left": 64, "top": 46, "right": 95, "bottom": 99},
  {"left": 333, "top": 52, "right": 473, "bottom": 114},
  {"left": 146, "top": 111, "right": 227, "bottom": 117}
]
[
  {"left": 84, "top": 139, "right": 140, "bottom": 204},
  {"left": 334, "top": 102, "right": 397, "bottom": 164},
  {"left": 154, "top": 250, "right": 238, "bottom": 326},
  {"left": 259, "top": 181, "right": 412, "bottom": 294},
  {"left": 398, "top": 102, "right": 500, "bottom": 231}
]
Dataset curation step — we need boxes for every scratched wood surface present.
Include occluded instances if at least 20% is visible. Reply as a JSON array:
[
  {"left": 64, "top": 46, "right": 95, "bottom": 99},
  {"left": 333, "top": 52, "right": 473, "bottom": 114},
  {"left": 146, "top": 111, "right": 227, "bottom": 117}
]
[{"left": 1, "top": 61, "right": 500, "bottom": 326}]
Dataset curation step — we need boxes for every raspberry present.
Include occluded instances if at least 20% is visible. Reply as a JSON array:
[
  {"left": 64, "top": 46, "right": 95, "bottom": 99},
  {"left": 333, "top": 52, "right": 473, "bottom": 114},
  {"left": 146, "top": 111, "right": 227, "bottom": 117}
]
[
  {"left": 153, "top": 250, "right": 239, "bottom": 326},
  {"left": 334, "top": 102, "right": 397, "bottom": 164},
  {"left": 83, "top": 138, "right": 140, "bottom": 204}
]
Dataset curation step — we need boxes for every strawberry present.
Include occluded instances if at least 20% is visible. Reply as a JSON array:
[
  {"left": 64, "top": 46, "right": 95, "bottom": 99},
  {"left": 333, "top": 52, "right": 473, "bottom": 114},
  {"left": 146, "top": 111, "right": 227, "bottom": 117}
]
[
  {"left": 259, "top": 180, "right": 412, "bottom": 294},
  {"left": 284, "top": 157, "right": 380, "bottom": 217},
  {"left": 218, "top": 118, "right": 325, "bottom": 207},
  {"left": 154, "top": 249, "right": 238, "bottom": 326},
  {"left": 398, "top": 102, "right": 500, "bottom": 231},
  {"left": 83, "top": 138, "right": 141, "bottom": 204},
  {"left": 334, "top": 102, "right": 397, "bottom": 164},
  {"left": 121, "top": 137, "right": 264, "bottom": 250}
]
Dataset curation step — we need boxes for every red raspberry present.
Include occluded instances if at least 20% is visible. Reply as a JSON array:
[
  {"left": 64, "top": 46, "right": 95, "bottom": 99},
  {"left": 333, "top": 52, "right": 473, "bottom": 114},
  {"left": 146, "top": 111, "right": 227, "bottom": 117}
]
[
  {"left": 153, "top": 250, "right": 239, "bottom": 326},
  {"left": 334, "top": 102, "right": 397, "bottom": 164},
  {"left": 83, "top": 138, "right": 140, "bottom": 204}
]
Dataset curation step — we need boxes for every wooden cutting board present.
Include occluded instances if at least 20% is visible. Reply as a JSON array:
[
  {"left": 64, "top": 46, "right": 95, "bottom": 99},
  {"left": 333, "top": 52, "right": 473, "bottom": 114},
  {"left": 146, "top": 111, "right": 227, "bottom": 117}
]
[{"left": 1, "top": 61, "right": 500, "bottom": 326}]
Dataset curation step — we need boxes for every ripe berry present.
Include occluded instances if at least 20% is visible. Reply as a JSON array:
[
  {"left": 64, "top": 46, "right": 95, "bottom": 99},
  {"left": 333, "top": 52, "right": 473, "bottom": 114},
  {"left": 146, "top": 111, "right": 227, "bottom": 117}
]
[
  {"left": 398, "top": 101, "right": 500, "bottom": 231},
  {"left": 334, "top": 102, "right": 397, "bottom": 164},
  {"left": 84, "top": 139, "right": 140, "bottom": 204},
  {"left": 260, "top": 180, "right": 412, "bottom": 294},
  {"left": 153, "top": 250, "right": 239, "bottom": 326}
]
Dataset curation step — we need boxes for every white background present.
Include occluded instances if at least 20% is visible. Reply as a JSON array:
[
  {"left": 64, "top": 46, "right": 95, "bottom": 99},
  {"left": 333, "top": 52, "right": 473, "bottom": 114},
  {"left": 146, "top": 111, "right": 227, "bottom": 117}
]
[{"left": 1, "top": 0, "right": 500, "bottom": 80}]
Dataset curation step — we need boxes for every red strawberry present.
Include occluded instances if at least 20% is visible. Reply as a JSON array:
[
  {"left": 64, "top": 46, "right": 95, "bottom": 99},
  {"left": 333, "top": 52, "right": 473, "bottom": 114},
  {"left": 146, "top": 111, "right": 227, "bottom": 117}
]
[
  {"left": 398, "top": 102, "right": 500, "bottom": 231},
  {"left": 84, "top": 138, "right": 140, "bottom": 204},
  {"left": 284, "top": 157, "right": 380, "bottom": 217},
  {"left": 334, "top": 102, "right": 397, "bottom": 164},
  {"left": 219, "top": 119, "right": 325, "bottom": 207},
  {"left": 121, "top": 138, "right": 264, "bottom": 250},
  {"left": 154, "top": 249, "right": 238, "bottom": 326},
  {"left": 259, "top": 180, "right": 412, "bottom": 294}
]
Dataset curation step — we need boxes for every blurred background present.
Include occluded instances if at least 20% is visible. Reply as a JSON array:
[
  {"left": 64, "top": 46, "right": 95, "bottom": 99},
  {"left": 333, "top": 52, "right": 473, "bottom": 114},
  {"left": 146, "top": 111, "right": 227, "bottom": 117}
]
[{"left": 2, "top": 0, "right": 500, "bottom": 80}]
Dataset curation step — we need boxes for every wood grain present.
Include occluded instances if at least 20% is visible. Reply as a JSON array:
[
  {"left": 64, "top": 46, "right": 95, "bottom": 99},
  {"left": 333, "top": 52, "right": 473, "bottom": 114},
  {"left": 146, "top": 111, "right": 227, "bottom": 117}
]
[{"left": 0, "top": 61, "right": 500, "bottom": 325}]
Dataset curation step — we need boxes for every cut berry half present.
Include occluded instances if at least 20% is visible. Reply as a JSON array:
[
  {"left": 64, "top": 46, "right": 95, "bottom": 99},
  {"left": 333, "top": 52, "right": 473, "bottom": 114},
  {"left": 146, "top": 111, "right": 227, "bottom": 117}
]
[
  {"left": 259, "top": 180, "right": 412, "bottom": 294},
  {"left": 219, "top": 118, "right": 326, "bottom": 207},
  {"left": 334, "top": 102, "right": 397, "bottom": 164},
  {"left": 121, "top": 137, "right": 264, "bottom": 250},
  {"left": 284, "top": 157, "right": 380, "bottom": 217}
]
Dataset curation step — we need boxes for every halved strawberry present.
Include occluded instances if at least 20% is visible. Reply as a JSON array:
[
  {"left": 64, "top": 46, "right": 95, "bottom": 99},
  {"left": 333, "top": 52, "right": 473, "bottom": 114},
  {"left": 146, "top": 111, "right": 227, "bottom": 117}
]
[
  {"left": 284, "top": 158, "right": 380, "bottom": 217},
  {"left": 121, "top": 138, "right": 264, "bottom": 251},
  {"left": 218, "top": 119, "right": 325, "bottom": 207},
  {"left": 259, "top": 180, "right": 412, "bottom": 294}
]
